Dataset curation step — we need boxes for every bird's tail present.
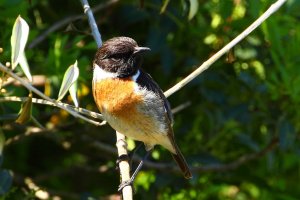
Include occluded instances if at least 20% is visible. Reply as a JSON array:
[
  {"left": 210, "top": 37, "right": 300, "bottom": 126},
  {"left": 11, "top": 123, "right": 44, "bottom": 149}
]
[{"left": 171, "top": 143, "right": 192, "bottom": 179}]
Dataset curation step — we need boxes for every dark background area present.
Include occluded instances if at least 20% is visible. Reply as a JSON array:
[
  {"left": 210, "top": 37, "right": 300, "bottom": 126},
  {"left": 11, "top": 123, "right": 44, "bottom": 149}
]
[{"left": 1, "top": 0, "right": 300, "bottom": 199}]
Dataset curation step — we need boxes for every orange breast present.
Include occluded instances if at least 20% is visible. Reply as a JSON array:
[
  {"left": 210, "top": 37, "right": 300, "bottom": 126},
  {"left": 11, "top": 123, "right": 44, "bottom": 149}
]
[
  {"left": 93, "top": 78, "right": 174, "bottom": 152},
  {"left": 93, "top": 78, "right": 143, "bottom": 119}
]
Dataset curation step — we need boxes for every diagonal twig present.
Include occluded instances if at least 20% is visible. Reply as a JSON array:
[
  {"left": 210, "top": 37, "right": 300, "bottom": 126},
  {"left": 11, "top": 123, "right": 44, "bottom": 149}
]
[
  {"left": 164, "top": 0, "right": 287, "bottom": 97},
  {"left": 29, "top": 0, "right": 119, "bottom": 48},
  {"left": 0, "top": 62, "right": 103, "bottom": 126},
  {"left": 80, "top": 0, "right": 103, "bottom": 48},
  {"left": 0, "top": 96, "right": 104, "bottom": 121}
]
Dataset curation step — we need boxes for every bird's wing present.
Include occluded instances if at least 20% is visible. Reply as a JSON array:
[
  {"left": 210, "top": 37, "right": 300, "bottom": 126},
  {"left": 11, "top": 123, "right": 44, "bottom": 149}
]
[
  {"left": 136, "top": 69, "right": 174, "bottom": 125},
  {"left": 137, "top": 70, "right": 192, "bottom": 178}
]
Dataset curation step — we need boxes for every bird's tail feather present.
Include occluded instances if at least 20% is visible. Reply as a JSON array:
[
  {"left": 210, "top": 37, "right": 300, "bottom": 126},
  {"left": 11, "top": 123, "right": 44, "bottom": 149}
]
[{"left": 171, "top": 143, "right": 192, "bottom": 179}]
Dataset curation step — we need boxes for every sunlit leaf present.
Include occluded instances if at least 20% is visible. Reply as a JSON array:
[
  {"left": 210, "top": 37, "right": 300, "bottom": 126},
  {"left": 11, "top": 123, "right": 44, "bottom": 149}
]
[
  {"left": 15, "top": 93, "right": 32, "bottom": 124},
  {"left": 11, "top": 15, "right": 29, "bottom": 70},
  {"left": 19, "top": 52, "right": 32, "bottom": 82},
  {"left": 69, "top": 81, "right": 79, "bottom": 107},
  {"left": 57, "top": 60, "right": 79, "bottom": 101},
  {"left": 160, "top": 0, "right": 170, "bottom": 14},
  {"left": 188, "top": 0, "right": 199, "bottom": 20}
]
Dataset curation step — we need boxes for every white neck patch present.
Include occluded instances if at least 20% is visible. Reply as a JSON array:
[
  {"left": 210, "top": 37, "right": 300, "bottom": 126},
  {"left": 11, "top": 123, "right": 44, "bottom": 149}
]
[
  {"left": 93, "top": 63, "right": 140, "bottom": 81},
  {"left": 93, "top": 64, "right": 118, "bottom": 80}
]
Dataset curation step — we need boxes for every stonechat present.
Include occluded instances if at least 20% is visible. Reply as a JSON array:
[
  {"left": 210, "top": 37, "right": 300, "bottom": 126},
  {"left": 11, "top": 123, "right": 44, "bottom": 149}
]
[{"left": 92, "top": 37, "right": 192, "bottom": 179}]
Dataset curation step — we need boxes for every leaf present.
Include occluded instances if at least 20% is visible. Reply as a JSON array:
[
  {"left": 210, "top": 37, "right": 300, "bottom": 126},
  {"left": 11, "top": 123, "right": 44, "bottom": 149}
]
[
  {"left": 160, "top": 0, "right": 170, "bottom": 14},
  {"left": 11, "top": 15, "right": 29, "bottom": 70},
  {"left": 69, "top": 81, "right": 79, "bottom": 107},
  {"left": 15, "top": 93, "right": 32, "bottom": 124},
  {"left": 19, "top": 52, "right": 32, "bottom": 82},
  {"left": 57, "top": 60, "right": 79, "bottom": 101},
  {"left": 188, "top": 0, "right": 199, "bottom": 20},
  {"left": 0, "top": 170, "right": 13, "bottom": 195}
]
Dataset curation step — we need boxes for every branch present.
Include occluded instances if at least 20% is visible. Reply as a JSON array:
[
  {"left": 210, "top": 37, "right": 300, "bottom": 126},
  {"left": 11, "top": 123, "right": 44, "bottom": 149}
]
[
  {"left": 6, "top": 126, "right": 278, "bottom": 175},
  {"left": 0, "top": 96, "right": 188, "bottom": 123},
  {"left": 4, "top": 126, "right": 47, "bottom": 146},
  {"left": 80, "top": 0, "right": 102, "bottom": 48},
  {"left": 13, "top": 173, "right": 79, "bottom": 200},
  {"left": 0, "top": 96, "right": 104, "bottom": 122},
  {"left": 79, "top": 0, "right": 133, "bottom": 197},
  {"left": 116, "top": 132, "right": 133, "bottom": 199},
  {"left": 192, "top": 137, "right": 279, "bottom": 172},
  {"left": 164, "top": 0, "right": 287, "bottom": 97},
  {"left": 28, "top": 0, "right": 119, "bottom": 48},
  {"left": 0, "top": 62, "right": 103, "bottom": 126},
  {"left": 78, "top": 0, "right": 286, "bottom": 196},
  {"left": 83, "top": 134, "right": 279, "bottom": 174}
]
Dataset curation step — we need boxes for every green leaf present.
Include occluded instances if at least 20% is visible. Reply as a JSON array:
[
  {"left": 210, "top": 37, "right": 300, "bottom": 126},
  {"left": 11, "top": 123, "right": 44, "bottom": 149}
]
[
  {"left": 57, "top": 60, "right": 79, "bottom": 101},
  {"left": 15, "top": 93, "right": 32, "bottom": 124},
  {"left": 11, "top": 15, "right": 29, "bottom": 70},
  {"left": 19, "top": 52, "right": 32, "bottom": 82},
  {"left": 188, "top": 0, "right": 199, "bottom": 20},
  {"left": 69, "top": 81, "right": 78, "bottom": 107},
  {"left": 0, "top": 170, "right": 13, "bottom": 195},
  {"left": 160, "top": 0, "right": 170, "bottom": 14}
]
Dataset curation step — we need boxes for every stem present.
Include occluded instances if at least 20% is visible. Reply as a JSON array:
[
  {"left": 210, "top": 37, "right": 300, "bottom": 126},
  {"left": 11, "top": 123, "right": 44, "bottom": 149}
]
[
  {"left": 80, "top": 0, "right": 102, "bottom": 48},
  {"left": 116, "top": 132, "right": 133, "bottom": 200},
  {"left": 0, "top": 96, "right": 104, "bottom": 121},
  {"left": 164, "top": 0, "right": 287, "bottom": 97},
  {"left": 0, "top": 62, "right": 102, "bottom": 126}
]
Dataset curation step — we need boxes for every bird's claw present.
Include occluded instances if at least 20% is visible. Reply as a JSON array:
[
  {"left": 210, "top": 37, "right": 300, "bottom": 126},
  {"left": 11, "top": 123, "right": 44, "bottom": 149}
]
[
  {"left": 118, "top": 180, "right": 134, "bottom": 192},
  {"left": 115, "top": 154, "right": 130, "bottom": 171}
]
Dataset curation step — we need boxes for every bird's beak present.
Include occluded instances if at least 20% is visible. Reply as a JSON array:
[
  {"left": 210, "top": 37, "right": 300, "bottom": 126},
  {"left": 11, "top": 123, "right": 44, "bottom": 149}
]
[{"left": 133, "top": 46, "right": 151, "bottom": 55}]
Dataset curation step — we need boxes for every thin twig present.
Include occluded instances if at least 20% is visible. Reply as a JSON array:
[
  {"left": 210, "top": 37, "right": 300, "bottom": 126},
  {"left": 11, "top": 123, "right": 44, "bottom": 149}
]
[
  {"left": 164, "top": 0, "right": 287, "bottom": 97},
  {"left": 28, "top": 0, "right": 119, "bottom": 48},
  {"left": 0, "top": 62, "right": 103, "bottom": 126},
  {"left": 5, "top": 124, "right": 278, "bottom": 174},
  {"left": 0, "top": 96, "right": 104, "bottom": 121},
  {"left": 5, "top": 126, "right": 48, "bottom": 145},
  {"left": 84, "top": 134, "right": 279, "bottom": 173},
  {"left": 80, "top": 0, "right": 102, "bottom": 48},
  {"left": 171, "top": 101, "right": 191, "bottom": 115}
]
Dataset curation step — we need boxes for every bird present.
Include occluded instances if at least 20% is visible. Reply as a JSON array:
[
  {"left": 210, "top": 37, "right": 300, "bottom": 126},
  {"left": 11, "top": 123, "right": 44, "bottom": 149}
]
[{"left": 92, "top": 37, "right": 192, "bottom": 182}]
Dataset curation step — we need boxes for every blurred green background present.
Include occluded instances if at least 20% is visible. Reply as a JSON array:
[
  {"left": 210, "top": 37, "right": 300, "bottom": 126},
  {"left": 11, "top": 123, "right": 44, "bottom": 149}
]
[{"left": 1, "top": 0, "right": 300, "bottom": 199}]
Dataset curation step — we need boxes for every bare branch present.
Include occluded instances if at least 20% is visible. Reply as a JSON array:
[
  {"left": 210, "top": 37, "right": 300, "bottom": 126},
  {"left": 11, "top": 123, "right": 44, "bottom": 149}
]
[
  {"left": 164, "top": 0, "right": 287, "bottom": 97},
  {"left": 0, "top": 62, "right": 103, "bottom": 126},
  {"left": 28, "top": 0, "right": 119, "bottom": 48},
  {"left": 80, "top": 0, "right": 102, "bottom": 48},
  {"left": 84, "top": 134, "right": 279, "bottom": 174},
  {"left": 116, "top": 132, "right": 133, "bottom": 199},
  {"left": 78, "top": 0, "right": 134, "bottom": 197},
  {"left": 0, "top": 96, "right": 104, "bottom": 121},
  {"left": 5, "top": 124, "right": 278, "bottom": 177}
]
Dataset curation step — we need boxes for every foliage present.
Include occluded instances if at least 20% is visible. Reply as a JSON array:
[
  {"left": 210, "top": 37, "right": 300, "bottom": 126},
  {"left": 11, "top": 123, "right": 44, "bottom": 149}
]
[{"left": 1, "top": 0, "right": 300, "bottom": 199}]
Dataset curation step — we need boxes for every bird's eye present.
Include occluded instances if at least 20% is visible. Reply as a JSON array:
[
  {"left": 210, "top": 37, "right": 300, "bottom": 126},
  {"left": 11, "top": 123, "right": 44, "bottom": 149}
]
[
  {"left": 111, "top": 57, "right": 121, "bottom": 62},
  {"left": 109, "top": 53, "right": 130, "bottom": 61}
]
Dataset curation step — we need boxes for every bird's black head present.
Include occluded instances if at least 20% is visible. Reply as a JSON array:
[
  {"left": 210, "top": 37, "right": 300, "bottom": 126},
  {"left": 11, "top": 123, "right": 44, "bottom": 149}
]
[{"left": 93, "top": 37, "right": 150, "bottom": 78}]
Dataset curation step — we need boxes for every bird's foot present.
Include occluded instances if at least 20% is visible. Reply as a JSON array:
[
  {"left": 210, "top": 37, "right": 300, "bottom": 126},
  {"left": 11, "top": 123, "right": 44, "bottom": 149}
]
[
  {"left": 115, "top": 154, "right": 130, "bottom": 171},
  {"left": 118, "top": 179, "right": 134, "bottom": 192}
]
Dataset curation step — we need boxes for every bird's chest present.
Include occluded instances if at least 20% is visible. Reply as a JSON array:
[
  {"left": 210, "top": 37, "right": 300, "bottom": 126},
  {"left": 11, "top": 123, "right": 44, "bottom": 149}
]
[
  {"left": 93, "top": 77, "right": 169, "bottom": 147},
  {"left": 93, "top": 78, "right": 143, "bottom": 119}
]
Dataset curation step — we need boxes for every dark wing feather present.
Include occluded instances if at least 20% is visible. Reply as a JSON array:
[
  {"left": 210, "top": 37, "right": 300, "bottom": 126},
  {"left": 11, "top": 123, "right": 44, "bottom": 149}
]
[
  {"left": 137, "top": 70, "right": 192, "bottom": 179},
  {"left": 136, "top": 69, "right": 174, "bottom": 125}
]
